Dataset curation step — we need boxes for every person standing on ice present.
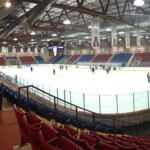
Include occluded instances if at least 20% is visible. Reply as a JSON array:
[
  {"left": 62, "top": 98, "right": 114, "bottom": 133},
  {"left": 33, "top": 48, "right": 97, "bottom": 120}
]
[
  {"left": 53, "top": 68, "right": 56, "bottom": 75},
  {"left": 30, "top": 66, "right": 33, "bottom": 72},
  {"left": 147, "top": 72, "right": 150, "bottom": 82}
]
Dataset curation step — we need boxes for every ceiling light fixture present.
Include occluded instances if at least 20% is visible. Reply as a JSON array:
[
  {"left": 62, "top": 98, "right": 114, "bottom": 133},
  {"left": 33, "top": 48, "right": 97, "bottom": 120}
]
[
  {"left": 106, "top": 27, "right": 111, "bottom": 32},
  {"left": 5, "top": 1, "right": 11, "bottom": 8},
  {"left": 101, "top": 37, "right": 106, "bottom": 40},
  {"left": 134, "top": 0, "right": 144, "bottom": 6},
  {"left": 88, "top": 26, "right": 91, "bottom": 29},
  {"left": 13, "top": 37, "right": 17, "bottom": 41},
  {"left": 118, "top": 31, "right": 124, "bottom": 34},
  {"left": 63, "top": 19, "right": 71, "bottom": 25},
  {"left": 52, "top": 33, "right": 57, "bottom": 37},
  {"left": 30, "top": 31, "right": 35, "bottom": 35}
]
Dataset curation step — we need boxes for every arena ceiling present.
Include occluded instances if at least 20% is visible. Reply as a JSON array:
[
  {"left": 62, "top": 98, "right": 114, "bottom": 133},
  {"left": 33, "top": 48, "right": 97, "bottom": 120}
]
[{"left": 0, "top": 0, "right": 149, "bottom": 50}]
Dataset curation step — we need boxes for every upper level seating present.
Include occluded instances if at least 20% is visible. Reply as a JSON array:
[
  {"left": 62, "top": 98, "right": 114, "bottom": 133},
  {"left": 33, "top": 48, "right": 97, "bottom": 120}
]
[
  {"left": 19, "top": 56, "right": 36, "bottom": 65},
  {"left": 0, "top": 57, "right": 5, "bottom": 65},
  {"left": 65, "top": 54, "right": 81, "bottom": 64},
  {"left": 59, "top": 55, "right": 71, "bottom": 64},
  {"left": 6, "top": 57, "right": 17, "bottom": 60},
  {"left": 52, "top": 55, "right": 65, "bottom": 64},
  {"left": 75, "top": 55, "right": 95, "bottom": 64},
  {"left": 13, "top": 104, "right": 150, "bottom": 150},
  {"left": 35, "top": 56, "right": 45, "bottom": 64},
  {"left": 91, "top": 54, "right": 112, "bottom": 63},
  {"left": 130, "top": 53, "right": 150, "bottom": 67},
  {"left": 49, "top": 56, "right": 58, "bottom": 63},
  {"left": 109, "top": 53, "right": 132, "bottom": 67}
]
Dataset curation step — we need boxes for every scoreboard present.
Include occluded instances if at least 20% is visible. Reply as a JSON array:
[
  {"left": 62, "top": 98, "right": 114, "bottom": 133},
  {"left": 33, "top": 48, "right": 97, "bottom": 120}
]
[{"left": 48, "top": 41, "right": 64, "bottom": 56}]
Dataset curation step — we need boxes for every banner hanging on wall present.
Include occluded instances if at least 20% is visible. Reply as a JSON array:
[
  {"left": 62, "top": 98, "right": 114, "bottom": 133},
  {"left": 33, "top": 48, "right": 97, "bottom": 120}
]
[
  {"left": 2, "top": 46, "right": 5, "bottom": 55},
  {"left": 111, "top": 25, "right": 118, "bottom": 50},
  {"left": 27, "top": 47, "right": 32, "bottom": 54},
  {"left": 125, "top": 28, "right": 130, "bottom": 49},
  {"left": 12, "top": 47, "right": 16, "bottom": 54},
  {"left": 91, "top": 18, "right": 100, "bottom": 49},
  {"left": 5, "top": 47, "right": 8, "bottom": 55},
  {"left": 34, "top": 47, "right": 38, "bottom": 54},
  {"left": 20, "top": 47, "right": 24, "bottom": 54},
  {"left": 137, "top": 30, "right": 141, "bottom": 48},
  {"left": 41, "top": 47, "right": 45, "bottom": 54}
]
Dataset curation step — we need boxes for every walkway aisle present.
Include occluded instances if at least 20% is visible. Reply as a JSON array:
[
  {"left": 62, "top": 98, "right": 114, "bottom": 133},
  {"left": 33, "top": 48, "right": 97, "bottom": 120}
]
[{"left": 0, "top": 109, "right": 21, "bottom": 150}]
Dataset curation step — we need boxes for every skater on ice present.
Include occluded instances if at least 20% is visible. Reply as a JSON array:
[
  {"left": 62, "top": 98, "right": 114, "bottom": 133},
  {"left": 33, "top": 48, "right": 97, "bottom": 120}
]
[
  {"left": 30, "top": 66, "right": 33, "bottom": 72},
  {"left": 147, "top": 72, "right": 150, "bottom": 82},
  {"left": 53, "top": 68, "right": 55, "bottom": 75}
]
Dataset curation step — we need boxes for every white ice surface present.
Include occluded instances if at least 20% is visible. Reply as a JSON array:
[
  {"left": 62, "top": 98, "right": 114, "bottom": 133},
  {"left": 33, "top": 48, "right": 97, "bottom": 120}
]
[{"left": 1, "top": 66, "right": 150, "bottom": 113}]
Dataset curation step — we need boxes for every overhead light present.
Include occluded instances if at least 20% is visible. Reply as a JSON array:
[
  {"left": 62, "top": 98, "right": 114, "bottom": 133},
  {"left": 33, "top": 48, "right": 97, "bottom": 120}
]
[
  {"left": 13, "top": 37, "right": 17, "bottom": 41},
  {"left": 30, "top": 31, "right": 35, "bottom": 35},
  {"left": 106, "top": 27, "right": 111, "bottom": 31},
  {"left": 85, "top": 36, "right": 90, "bottom": 39},
  {"left": 101, "top": 37, "right": 106, "bottom": 40},
  {"left": 118, "top": 31, "right": 124, "bottom": 34},
  {"left": 52, "top": 33, "right": 57, "bottom": 37},
  {"left": 88, "top": 26, "right": 91, "bottom": 29},
  {"left": 3, "top": 41, "right": 6, "bottom": 44},
  {"left": 63, "top": 19, "right": 71, "bottom": 25},
  {"left": 133, "top": 34, "right": 137, "bottom": 36},
  {"left": 18, "top": 43, "right": 20, "bottom": 45},
  {"left": 119, "top": 39, "right": 122, "bottom": 41},
  {"left": 146, "top": 36, "right": 149, "bottom": 39},
  {"left": 31, "top": 39, "right": 34, "bottom": 41},
  {"left": 5, "top": 1, "right": 11, "bottom": 8},
  {"left": 134, "top": 0, "right": 144, "bottom": 6},
  {"left": 140, "top": 35, "right": 143, "bottom": 38}
]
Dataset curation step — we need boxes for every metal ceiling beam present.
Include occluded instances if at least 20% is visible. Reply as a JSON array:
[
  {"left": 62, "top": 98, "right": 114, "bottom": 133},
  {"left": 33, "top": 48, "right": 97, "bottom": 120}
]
[
  {"left": 52, "top": 3, "right": 150, "bottom": 32},
  {"left": 0, "top": 2, "right": 19, "bottom": 20},
  {"left": 22, "top": 0, "right": 57, "bottom": 29}
]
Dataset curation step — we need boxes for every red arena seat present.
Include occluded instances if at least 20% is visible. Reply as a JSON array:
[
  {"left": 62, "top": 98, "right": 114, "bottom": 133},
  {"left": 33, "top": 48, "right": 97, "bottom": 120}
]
[{"left": 59, "top": 136, "right": 84, "bottom": 150}]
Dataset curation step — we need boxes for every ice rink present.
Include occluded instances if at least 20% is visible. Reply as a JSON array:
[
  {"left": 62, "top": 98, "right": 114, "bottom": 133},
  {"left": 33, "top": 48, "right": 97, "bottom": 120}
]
[{"left": 1, "top": 66, "right": 150, "bottom": 114}]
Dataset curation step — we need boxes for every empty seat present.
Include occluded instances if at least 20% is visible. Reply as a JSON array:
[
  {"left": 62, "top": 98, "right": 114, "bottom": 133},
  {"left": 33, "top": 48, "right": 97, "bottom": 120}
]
[
  {"left": 22, "top": 114, "right": 41, "bottom": 150},
  {"left": 59, "top": 136, "right": 83, "bottom": 150},
  {"left": 13, "top": 104, "right": 29, "bottom": 145},
  {"left": 64, "top": 124, "right": 78, "bottom": 137},
  {"left": 38, "top": 130, "right": 61, "bottom": 150},
  {"left": 79, "top": 132, "right": 96, "bottom": 148},
  {"left": 67, "top": 130, "right": 94, "bottom": 150},
  {"left": 40, "top": 122, "right": 59, "bottom": 143},
  {"left": 98, "top": 141, "right": 118, "bottom": 150},
  {"left": 52, "top": 123, "right": 67, "bottom": 137}
]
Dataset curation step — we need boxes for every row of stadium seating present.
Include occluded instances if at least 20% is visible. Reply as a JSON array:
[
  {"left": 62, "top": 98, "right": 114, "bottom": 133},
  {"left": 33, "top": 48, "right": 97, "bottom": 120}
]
[
  {"left": 13, "top": 103, "right": 150, "bottom": 150},
  {"left": 49, "top": 53, "right": 150, "bottom": 67},
  {"left": 0, "top": 52, "right": 150, "bottom": 66},
  {"left": 0, "top": 56, "right": 45, "bottom": 65},
  {"left": 14, "top": 104, "right": 84, "bottom": 150},
  {"left": 1, "top": 83, "right": 123, "bottom": 135}
]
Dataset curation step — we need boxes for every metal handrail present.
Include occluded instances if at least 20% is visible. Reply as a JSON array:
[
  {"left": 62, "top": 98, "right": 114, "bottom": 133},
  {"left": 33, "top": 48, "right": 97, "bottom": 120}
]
[{"left": 0, "top": 70, "right": 138, "bottom": 135}]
